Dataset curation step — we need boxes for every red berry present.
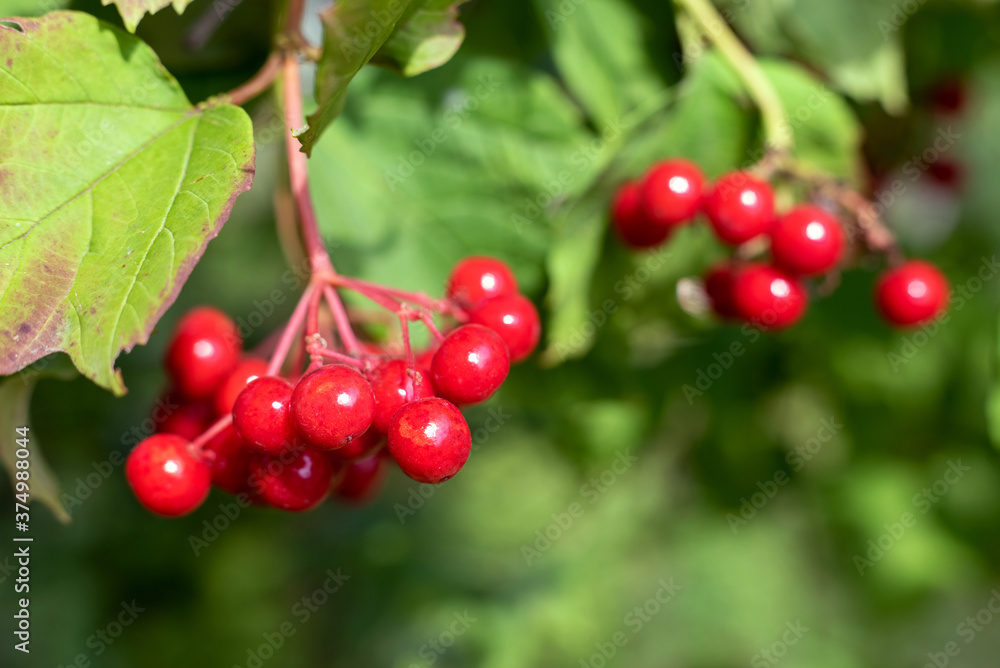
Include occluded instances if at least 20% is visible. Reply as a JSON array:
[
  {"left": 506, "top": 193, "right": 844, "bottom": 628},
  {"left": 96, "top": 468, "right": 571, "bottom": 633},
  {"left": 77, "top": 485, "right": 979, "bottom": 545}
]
[
  {"left": 431, "top": 324, "right": 510, "bottom": 405},
  {"left": 875, "top": 261, "right": 949, "bottom": 327},
  {"left": 703, "top": 263, "right": 740, "bottom": 319},
  {"left": 446, "top": 256, "right": 518, "bottom": 307},
  {"left": 331, "top": 428, "right": 385, "bottom": 463},
  {"left": 769, "top": 205, "right": 845, "bottom": 276},
  {"left": 468, "top": 294, "right": 541, "bottom": 363},
  {"left": 291, "top": 365, "right": 375, "bottom": 449},
  {"left": 332, "top": 454, "right": 387, "bottom": 504},
  {"left": 233, "top": 376, "right": 297, "bottom": 454},
  {"left": 126, "top": 434, "right": 210, "bottom": 517},
  {"left": 166, "top": 307, "right": 241, "bottom": 399},
  {"left": 156, "top": 395, "right": 213, "bottom": 441},
  {"left": 731, "top": 264, "right": 808, "bottom": 329},
  {"left": 927, "top": 160, "right": 963, "bottom": 190},
  {"left": 214, "top": 358, "right": 269, "bottom": 416},
  {"left": 703, "top": 172, "right": 775, "bottom": 245},
  {"left": 203, "top": 426, "right": 255, "bottom": 495},
  {"left": 612, "top": 181, "right": 670, "bottom": 249},
  {"left": 248, "top": 448, "right": 338, "bottom": 512},
  {"left": 639, "top": 159, "right": 705, "bottom": 228},
  {"left": 367, "top": 360, "right": 435, "bottom": 434},
  {"left": 928, "top": 78, "right": 966, "bottom": 115},
  {"left": 388, "top": 397, "right": 471, "bottom": 484}
]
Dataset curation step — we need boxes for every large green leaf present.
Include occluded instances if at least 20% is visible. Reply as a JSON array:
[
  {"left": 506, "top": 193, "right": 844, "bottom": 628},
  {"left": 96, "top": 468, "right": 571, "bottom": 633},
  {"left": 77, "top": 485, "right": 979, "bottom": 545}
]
[
  {"left": 308, "top": 57, "right": 592, "bottom": 299},
  {"left": 717, "top": 0, "right": 908, "bottom": 113},
  {"left": 0, "top": 12, "right": 255, "bottom": 395},
  {"left": 299, "top": 0, "right": 415, "bottom": 155},
  {"left": 371, "top": 0, "right": 467, "bottom": 77},
  {"left": 532, "top": 0, "right": 675, "bottom": 127},
  {"left": 0, "top": 0, "right": 68, "bottom": 16},
  {"left": 100, "top": 0, "right": 195, "bottom": 32},
  {"left": 760, "top": 59, "right": 863, "bottom": 182},
  {"left": 0, "top": 356, "right": 77, "bottom": 523}
]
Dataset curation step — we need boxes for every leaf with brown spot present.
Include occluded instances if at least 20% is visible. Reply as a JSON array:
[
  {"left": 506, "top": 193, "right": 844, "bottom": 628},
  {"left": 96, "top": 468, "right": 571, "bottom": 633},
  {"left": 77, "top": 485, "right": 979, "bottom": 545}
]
[{"left": 0, "top": 12, "right": 255, "bottom": 395}]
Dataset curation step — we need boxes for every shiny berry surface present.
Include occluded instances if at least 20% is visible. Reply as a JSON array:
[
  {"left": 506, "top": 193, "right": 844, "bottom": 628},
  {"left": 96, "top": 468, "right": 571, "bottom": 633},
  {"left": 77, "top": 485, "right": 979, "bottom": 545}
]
[
  {"left": 388, "top": 398, "right": 471, "bottom": 484},
  {"left": 291, "top": 365, "right": 375, "bottom": 449},
  {"left": 770, "top": 205, "right": 845, "bottom": 276},
  {"left": 446, "top": 256, "right": 518, "bottom": 307},
  {"left": 612, "top": 181, "right": 670, "bottom": 249},
  {"left": 639, "top": 159, "right": 705, "bottom": 228},
  {"left": 431, "top": 324, "right": 510, "bottom": 405},
  {"left": 332, "top": 453, "right": 387, "bottom": 504},
  {"left": 732, "top": 264, "right": 808, "bottom": 330},
  {"left": 126, "top": 434, "right": 211, "bottom": 517},
  {"left": 214, "top": 358, "right": 269, "bottom": 416},
  {"left": 203, "top": 426, "right": 254, "bottom": 495},
  {"left": 367, "top": 360, "right": 435, "bottom": 434},
  {"left": 248, "top": 448, "right": 338, "bottom": 512},
  {"left": 165, "top": 307, "right": 241, "bottom": 400},
  {"left": 703, "top": 263, "right": 740, "bottom": 320},
  {"left": 875, "top": 261, "right": 949, "bottom": 327},
  {"left": 233, "top": 376, "right": 297, "bottom": 454},
  {"left": 468, "top": 294, "right": 541, "bottom": 363},
  {"left": 703, "top": 172, "right": 775, "bottom": 245}
]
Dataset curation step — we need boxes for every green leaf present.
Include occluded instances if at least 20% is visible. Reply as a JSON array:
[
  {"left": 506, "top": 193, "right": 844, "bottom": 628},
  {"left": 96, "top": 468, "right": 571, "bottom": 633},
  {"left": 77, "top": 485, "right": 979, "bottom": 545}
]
[
  {"left": 717, "top": 0, "right": 908, "bottom": 113},
  {"left": 0, "top": 356, "right": 77, "bottom": 523},
  {"left": 0, "top": 0, "right": 68, "bottom": 17},
  {"left": 299, "top": 0, "right": 415, "bottom": 155},
  {"left": 308, "top": 56, "right": 592, "bottom": 299},
  {"left": 0, "top": 12, "right": 255, "bottom": 395},
  {"left": 760, "top": 59, "right": 864, "bottom": 182},
  {"left": 532, "top": 0, "right": 674, "bottom": 128},
  {"left": 371, "top": 1, "right": 467, "bottom": 77},
  {"left": 988, "top": 386, "right": 1000, "bottom": 452},
  {"left": 100, "top": 0, "right": 195, "bottom": 33}
]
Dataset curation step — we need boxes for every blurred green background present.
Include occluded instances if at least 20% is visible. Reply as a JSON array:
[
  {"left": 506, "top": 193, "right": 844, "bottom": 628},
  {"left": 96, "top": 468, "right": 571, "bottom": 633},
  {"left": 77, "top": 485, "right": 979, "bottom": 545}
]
[{"left": 5, "top": 0, "right": 1000, "bottom": 666}]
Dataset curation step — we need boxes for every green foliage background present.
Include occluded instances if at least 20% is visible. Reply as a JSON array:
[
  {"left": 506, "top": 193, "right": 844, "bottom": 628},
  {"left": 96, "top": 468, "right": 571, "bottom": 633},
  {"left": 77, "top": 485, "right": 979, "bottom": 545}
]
[{"left": 4, "top": 0, "right": 1000, "bottom": 666}]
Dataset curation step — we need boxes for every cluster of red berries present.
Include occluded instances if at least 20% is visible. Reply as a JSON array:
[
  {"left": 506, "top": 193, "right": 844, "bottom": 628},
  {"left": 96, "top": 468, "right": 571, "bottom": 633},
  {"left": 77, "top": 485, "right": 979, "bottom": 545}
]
[
  {"left": 612, "top": 159, "right": 950, "bottom": 329},
  {"left": 125, "top": 257, "right": 540, "bottom": 517}
]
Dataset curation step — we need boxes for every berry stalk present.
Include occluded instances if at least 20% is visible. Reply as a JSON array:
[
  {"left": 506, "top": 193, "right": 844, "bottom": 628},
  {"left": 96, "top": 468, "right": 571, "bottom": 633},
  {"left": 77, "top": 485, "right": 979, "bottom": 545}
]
[{"left": 673, "top": 0, "right": 792, "bottom": 154}]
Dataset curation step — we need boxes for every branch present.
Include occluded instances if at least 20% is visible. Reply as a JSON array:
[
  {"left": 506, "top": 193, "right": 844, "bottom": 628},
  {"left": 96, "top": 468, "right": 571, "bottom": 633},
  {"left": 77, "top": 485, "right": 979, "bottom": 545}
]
[{"left": 674, "top": 0, "right": 792, "bottom": 153}]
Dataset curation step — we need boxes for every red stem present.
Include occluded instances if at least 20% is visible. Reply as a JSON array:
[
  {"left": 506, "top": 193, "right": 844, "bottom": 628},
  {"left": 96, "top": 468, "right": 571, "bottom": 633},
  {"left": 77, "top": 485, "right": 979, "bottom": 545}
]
[
  {"left": 308, "top": 347, "right": 365, "bottom": 367},
  {"left": 331, "top": 275, "right": 455, "bottom": 315},
  {"left": 192, "top": 414, "right": 233, "bottom": 453},
  {"left": 418, "top": 311, "right": 445, "bottom": 341},
  {"left": 222, "top": 52, "right": 282, "bottom": 106},
  {"left": 323, "top": 285, "right": 362, "bottom": 354},
  {"left": 306, "top": 286, "right": 322, "bottom": 338},
  {"left": 399, "top": 313, "right": 415, "bottom": 401},
  {"left": 282, "top": 55, "right": 334, "bottom": 275},
  {"left": 266, "top": 283, "right": 315, "bottom": 376}
]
